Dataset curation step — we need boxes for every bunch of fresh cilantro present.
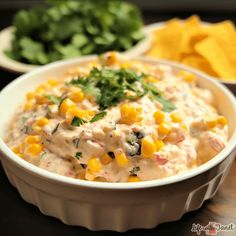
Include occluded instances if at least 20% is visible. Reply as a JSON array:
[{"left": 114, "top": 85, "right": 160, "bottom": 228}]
[{"left": 5, "top": 0, "right": 144, "bottom": 65}]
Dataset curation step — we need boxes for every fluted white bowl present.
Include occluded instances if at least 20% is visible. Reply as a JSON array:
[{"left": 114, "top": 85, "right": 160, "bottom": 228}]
[{"left": 0, "top": 56, "right": 236, "bottom": 232}]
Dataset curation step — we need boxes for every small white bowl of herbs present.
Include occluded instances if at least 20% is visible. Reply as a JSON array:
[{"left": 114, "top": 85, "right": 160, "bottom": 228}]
[{"left": 0, "top": 0, "right": 150, "bottom": 73}]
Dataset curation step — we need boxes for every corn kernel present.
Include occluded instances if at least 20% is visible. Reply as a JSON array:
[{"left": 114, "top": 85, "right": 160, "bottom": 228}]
[
  {"left": 170, "top": 111, "right": 183, "bottom": 123},
  {"left": 85, "top": 169, "right": 95, "bottom": 181},
  {"left": 25, "top": 143, "right": 42, "bottom": 156},
  {"left": 32, "top": 125, "right": 42, "bottom": 133},
  {"left": 114, "top": 149, "right": 129, "bottom": 167},
  {"left": 120, "top": 104, "right": 142, "bottom": 125},
  {"left": 26, "top": 92, "right": 35, "bottom": 100},
  {"left": 155, "top": 140, "right": 165, "bottom": 151},
  {"left": 105, "top": 52, "right": 117, "bottom": 65},
  {"left": 217, "top": 116, "right": 227, "bottom": 126},
  {"left": 100, "top": 153, "right": 113, "bottom": 165},
  {"left": 206, "top": 119, "right": 217, "bottom": 129},
  {"left": 35, "top": 118, "right": 49, "bottom": 127},
  {"left": 141, "top": 136, "right": 156, "bottom": 158},
  {"left": 120, "top": 62, "right": 131, "bottom": 69},
  {"left": 35, "top": 95, "right": 49, "bottom": 105},
  {"left": 144, "top": 76, "right": 158, "bottom": 83},
  {"left": 24, "top": 135, "right": 41, "bottom": 144},
  {"left": 35, "top": 85, "right": 46, "bottom": 94},
  {"left": 86, "top": 110, "right": 95, "bottom": 117},
  {"left": 59, "top": 98, "right": 76, "bottom": 115},
  {"left": 181, "top": 124, "right": 189, "bottom": 132},
  {"left": 158, "top": 122, "right": 171, "bottom": 135},
  {"left": 17, "top": 153, "right": 24, "bottom": 159},
  {"left": 68, "top": 89, "right": 84, "bottom": 103},
  {"left": 12, "top": 146, "right": 20, "bottom": 154},
  {"left": 65, "top": 107, "right": 88, "bottom": 123},
  {"left": 88, "top": 158, "right": 102, "bottom": 172},
  {"left": 77, "top": 170, "right": 86, "bottom": 180},
  {"left": 178, "top": 70, "right": 195, "bottom": 83},
  {"left": 47, "top": 79, "right": 59, "bottom": 87},
  {"left": 128, "top": 176, "right": 141, "bottom": 182},
  {"left": 154, "top": 110, "right": 165, "bottom": 124},
  {"left": 24, "top": 101, "right": 34, "bottom": 111}
]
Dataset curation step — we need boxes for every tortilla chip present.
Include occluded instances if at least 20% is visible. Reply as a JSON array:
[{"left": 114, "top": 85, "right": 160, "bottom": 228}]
[
  {"left": 181, "top": 53, "right": 218, "bottom": 77},
  {"left": 147, "top": 15, "right": 236, "bottom": 80},
  {"left": 195, "top": 37, "right": 236, "bottom": 80},
  {"left": 180, "top": 16, "right": 208, "bottom": 54},
  {"left": 148, "top": 19, "right": 183, "bottom": 61}
]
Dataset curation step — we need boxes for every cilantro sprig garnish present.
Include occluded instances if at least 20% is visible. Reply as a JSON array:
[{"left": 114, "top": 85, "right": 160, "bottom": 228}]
[
  {"left": 71, "top": 117, "right": 87, "bottom": 127},
  {"left": 69, "top": 67, "right": 175, "bottom": 112},
  {"left": 71, "top": 111, "right": 107, "bottom": 127},
  {"left": 130, "top": 166, "right": 140, "bottom": 176},
  {"left": 45, "top": 94, "right": 62, "bottom": 105},
  {"left": 90, "top": 111, "right": 107, "bottom": 123},
  {"left": 75, "top": 152, "right": 82, "bottom": 160}
]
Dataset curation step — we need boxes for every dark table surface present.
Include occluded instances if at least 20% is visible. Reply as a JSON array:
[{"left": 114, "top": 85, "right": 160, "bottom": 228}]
[{"left": 0, "top": 9, "right": 236, "bottom": 236}]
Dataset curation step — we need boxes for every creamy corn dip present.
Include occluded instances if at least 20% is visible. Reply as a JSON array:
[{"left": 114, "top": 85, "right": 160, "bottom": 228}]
[{"left": 5, "top": 52, "right": 228, "bottom": 182}]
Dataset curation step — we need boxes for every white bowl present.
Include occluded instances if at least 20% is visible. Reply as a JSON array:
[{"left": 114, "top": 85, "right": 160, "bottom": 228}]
[
  {"left": 0, "top": 26, "right": 151, "bottom": 74},
  {"left": 144, "top": 21, "right": 236, "bottom": 94},
  {"left": 0, "top": 56, "right": 236, "bottom": 232}
]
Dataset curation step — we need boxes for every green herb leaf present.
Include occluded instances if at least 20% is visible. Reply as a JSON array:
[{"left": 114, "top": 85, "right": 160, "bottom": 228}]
[
  {"left": 71, "top": 116, "right": 87, "bottom": 127},
  {"left": 21, "top": 116, "right": 28, "bottom": 124},
  {"left": 75, "top": 152, "right": 82, "bottom": 160},
  {"left": 130, "top": 166, "right": 140, "bottom": 176},
  {"left": 7, "top": 0, "right": 144, "bottom": 65},
  {"left": 51, "top": 123, "right": 60, "bottom": 134},
  {"left": 72, "top": 138, "right": 80, "bottom": 148},
  {"left": 155, "top": 96, "right": 176, "bottom": 112},
  {"left": 46, "top": 94, "right": 61, "bottom": 105},
  {"left": 69, "top": 67, "right": 175, "bottom": 112},
  {"left": 58, "top": 96, "right": 67, "bottom": 109},
  {"left": 40, "top": 152, "right": 47, "bottom": 158},
  {"left": 141, "top": 82, "right": 175, "bottom": 112},
  {"left": 90, "top": 111, "right": 107, "bottom": 123}
]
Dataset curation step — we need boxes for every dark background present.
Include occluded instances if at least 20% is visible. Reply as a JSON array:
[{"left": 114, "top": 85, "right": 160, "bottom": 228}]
[{"left": 0, "top": 1, "right": 236, "bottom": 236}]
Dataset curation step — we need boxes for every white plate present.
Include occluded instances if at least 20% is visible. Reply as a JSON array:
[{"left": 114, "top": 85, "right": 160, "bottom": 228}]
[{"left": 0, "top": 26, "right": 151, "bottom": 74}]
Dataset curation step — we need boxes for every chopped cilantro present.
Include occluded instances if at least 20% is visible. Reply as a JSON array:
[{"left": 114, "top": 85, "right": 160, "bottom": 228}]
[
  {"left": 90, "top": 111, "right": 107, "bottom": 123},
  {"left": 21, "top": 125, "right": 30, "bottom": 134},
  {"left": 21, "top": 116, "right": 28, "bottom": 124},
  {"left": 40, "top": 152, "right": 47, "bottom": 158},
  {"left": 5, "top": 1, "right": 143, "bottom": 64},
  {"left": 72, "top": 138, "right": 80, "bottom": 148},
  {"left": 69, "top": 67, "right": 175, "bottom": 112},
  {"left": 58, "top": 96, "right": 67, "bottom": 108},
  {"left": 75, "top": 152, "right": 82, "bottom": 160},
  {"left": 45, "top": 94, "right": 62, "bottom": 105},
  {"left": 71, "top": 116, "right": 87, "bottom": 127},
  {"left": 51, "top": 123, "right": 60, "bottom": 134},
  {"left": 130, "top": 166, "right": 140, "bottom": 176}
]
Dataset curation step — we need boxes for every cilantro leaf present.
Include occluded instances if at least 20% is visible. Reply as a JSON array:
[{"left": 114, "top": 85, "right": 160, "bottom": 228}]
[
  {"left": 46, "top": 94, "right": 62, "bottom": 105},
  {"left": 90, "top": 111, "right": 107, "bottom": 123},
  {"left": 75, "top": 152, "right": 82, "bottom": 160},
  {"left": 51, "top": 123, "right": 60, "bottom": 135},
  {"left": 142, "top": 82, "right": 176, "bottom": 112},
  {"left": 130, "top": 166, "right": 140, "bottom": 176},
  {"left": 71, "top": 116, "right": 87, "bottom": 127},
  {"left": 6, "top": 0, "right": 144, "bottom": 65},
  {"left": 69, "top": 67, "right": 175, "bottom": 112}
]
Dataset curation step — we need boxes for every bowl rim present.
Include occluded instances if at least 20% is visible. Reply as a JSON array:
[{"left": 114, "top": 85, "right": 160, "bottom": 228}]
[
  {"left": 144, "top": 20, "right": 236, "bottom": 85},
  {"left": 0, "top": 55, "right": 236, "bottom": 190},
  {"left": 0, "top": 26, "right": 151, "bottom": 74}
]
